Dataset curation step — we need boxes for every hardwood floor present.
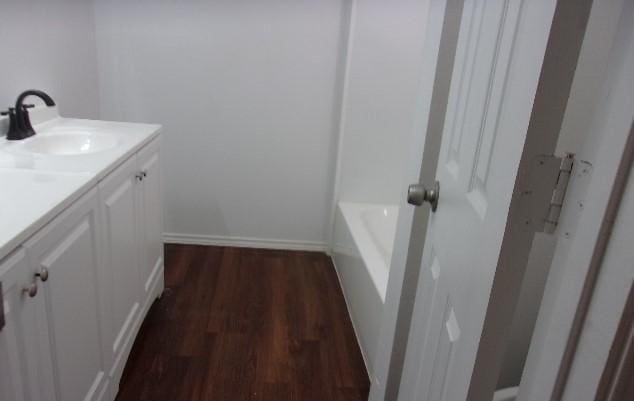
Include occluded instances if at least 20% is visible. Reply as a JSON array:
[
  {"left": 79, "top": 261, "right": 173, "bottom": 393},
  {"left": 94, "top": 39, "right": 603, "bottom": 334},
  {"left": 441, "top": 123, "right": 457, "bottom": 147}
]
[{"left": 115, "top": 244, "right": 370, "bottom": 401}]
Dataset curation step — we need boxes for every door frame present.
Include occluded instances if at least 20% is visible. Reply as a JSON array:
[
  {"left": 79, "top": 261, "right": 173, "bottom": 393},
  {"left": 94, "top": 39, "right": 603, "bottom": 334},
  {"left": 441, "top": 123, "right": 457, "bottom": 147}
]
[
  {"left": 520, "top": 126, "right": 634, "bottom": 401},
  {"left": 596, "top": 262, "right": 634, "bottom": 401},
  {"left": 518, "top": 0, "right": 634, "bottom": 399}
]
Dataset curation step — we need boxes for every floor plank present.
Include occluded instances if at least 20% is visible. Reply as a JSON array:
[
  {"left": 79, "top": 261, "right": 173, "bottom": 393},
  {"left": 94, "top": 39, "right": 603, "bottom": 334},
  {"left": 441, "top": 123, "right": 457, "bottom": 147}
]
[{"left": 116, "top": 244, "right": 370, "bottom": 401}]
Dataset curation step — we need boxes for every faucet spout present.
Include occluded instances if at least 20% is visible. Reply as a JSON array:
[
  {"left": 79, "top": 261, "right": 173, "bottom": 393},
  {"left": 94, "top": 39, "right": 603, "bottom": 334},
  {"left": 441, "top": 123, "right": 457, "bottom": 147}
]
[{"left": 15, "top": 89, "right": 56, "bottom": 109}]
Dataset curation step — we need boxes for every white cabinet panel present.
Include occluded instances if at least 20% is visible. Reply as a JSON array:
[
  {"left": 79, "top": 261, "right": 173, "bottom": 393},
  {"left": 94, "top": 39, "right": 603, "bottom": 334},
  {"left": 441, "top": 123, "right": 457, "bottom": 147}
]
[
  {"left": 0, "top": 249, "right": 49, "bottom": 401},
  {"left": 25, "top": 189, "right": 109, "bottom": 401},
  {"left": 136, "top": 138, "right": 164, "bottom": 300},
  {"left": 98, "top": 156, "right": 142, "bottom": 386}
]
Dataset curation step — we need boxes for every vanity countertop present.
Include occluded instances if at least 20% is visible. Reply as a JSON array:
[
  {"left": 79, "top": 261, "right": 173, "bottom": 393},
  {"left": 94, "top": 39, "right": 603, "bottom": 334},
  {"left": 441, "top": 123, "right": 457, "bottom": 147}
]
[{"left": 0, "top": 107, "right": 161, "bottom": 261}]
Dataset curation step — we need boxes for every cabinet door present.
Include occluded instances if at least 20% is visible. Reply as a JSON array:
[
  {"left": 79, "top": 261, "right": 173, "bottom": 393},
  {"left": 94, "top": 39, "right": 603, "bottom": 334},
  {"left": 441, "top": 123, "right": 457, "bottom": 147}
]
[
  {"left": 25, "top": 189, "right": 109, "bottom": 401},
  {"left": 0, "top": 249, "right": 48, "bottom": 401},
  {"left": 136, "top": 137, "right": 164, "bottom": 300},
  {"left": 98, "top": 157, "right": 142, "bottom": 385}
]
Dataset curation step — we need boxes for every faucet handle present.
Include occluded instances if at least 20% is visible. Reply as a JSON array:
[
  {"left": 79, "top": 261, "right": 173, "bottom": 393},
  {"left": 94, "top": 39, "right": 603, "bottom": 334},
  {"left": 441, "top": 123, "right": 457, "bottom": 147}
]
[
  {"left": 1, "top": 107, "right": 15, "bottom": 116},
  {"left": 21, "top": 104, "right": 35, "bottom": 109}
]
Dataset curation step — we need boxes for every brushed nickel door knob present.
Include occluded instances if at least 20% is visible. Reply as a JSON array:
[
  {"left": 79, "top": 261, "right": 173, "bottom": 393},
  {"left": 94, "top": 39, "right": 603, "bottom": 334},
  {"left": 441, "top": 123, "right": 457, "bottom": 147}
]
[{"left": 408, "top": 181, "right": 440, "bottom": 212}]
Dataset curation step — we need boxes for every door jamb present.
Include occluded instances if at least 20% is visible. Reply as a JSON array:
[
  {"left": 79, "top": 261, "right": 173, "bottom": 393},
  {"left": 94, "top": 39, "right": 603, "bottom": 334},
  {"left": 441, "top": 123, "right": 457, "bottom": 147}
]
[{"left": 518, "top": 0, "right": 634, "bottom": 399}]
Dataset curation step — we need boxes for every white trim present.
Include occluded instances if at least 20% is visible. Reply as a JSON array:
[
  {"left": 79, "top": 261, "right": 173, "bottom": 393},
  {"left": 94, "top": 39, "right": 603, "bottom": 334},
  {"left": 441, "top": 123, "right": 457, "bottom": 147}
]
[
  {"left": 326, "top": 0, "right": 357, "bottom": 252},
  {"left": 163, "top": 232, "right": 327, "bottom": 252}
]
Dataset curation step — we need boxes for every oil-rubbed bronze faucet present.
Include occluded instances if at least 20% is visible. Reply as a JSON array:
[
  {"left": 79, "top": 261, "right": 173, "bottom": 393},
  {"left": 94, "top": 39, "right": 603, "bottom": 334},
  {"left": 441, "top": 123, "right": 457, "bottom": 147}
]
[{"left": 1, "top": 89, "right": 56, "bottom": 140}]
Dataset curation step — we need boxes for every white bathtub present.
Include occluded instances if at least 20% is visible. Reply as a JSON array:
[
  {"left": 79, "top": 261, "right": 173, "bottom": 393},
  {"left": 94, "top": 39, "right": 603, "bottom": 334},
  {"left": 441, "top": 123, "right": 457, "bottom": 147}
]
[{"left": 332, "top": 202, "right": 399, "bottom": 375}]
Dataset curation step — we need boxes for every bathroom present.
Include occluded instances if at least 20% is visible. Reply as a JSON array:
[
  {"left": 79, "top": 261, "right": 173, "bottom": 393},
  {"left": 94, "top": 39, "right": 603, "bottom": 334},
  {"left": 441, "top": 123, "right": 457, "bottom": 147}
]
[{"left": 2, "top": 1, "right": 633, "bottom": 401}]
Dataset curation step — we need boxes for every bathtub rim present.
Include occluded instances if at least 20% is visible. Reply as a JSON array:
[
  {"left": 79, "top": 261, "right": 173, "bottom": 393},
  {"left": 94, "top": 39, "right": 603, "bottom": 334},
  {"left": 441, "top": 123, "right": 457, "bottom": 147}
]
[{"left": 336, "top": 201, "right": 399, "bottom": 303}]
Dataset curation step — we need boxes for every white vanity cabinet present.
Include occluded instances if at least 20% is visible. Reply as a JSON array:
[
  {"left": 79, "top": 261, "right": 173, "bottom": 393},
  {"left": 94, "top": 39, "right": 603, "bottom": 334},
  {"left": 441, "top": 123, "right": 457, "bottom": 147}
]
[
  {"left": 0, "top": 249, "right": 49, "bottom": 401},
  {"left": 0, "top": 133, "right": 163, "bottom": 401}
]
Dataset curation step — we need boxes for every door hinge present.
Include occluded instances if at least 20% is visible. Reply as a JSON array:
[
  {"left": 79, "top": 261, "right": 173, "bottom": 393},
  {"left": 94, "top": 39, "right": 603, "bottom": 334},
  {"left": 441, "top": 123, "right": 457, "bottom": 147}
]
[
  {"left": 543, "top": 153, "right": 574, "bottom": 233},
  {"left": 0, "top": 282, "right": 5, "bottom": 331},
  {"left": 523, "top": 153, "right": 575, "bottom": 234}
]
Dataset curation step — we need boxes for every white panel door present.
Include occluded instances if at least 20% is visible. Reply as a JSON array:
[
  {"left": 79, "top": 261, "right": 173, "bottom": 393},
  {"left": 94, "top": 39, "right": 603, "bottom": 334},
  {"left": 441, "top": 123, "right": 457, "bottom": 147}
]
[
  {"left": 398, "top": 0, "right": 559, "bottom": 400},
  {"left": 0, "top": 249, "right": 48, "bottom": 401},
  {"left": 98, "top": 156, "right": 142, "bottom": 384},
  {"left": 136, "top": 137, "right": 164, "bottom": 300},
  {"left": 25, "top": 189, "right": 108, "bottom": 401}
]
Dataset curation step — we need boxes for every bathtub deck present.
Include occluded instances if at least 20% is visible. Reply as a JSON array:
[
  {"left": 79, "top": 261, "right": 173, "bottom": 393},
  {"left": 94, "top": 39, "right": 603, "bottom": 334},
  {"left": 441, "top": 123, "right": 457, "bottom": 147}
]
[{"left": 115, "top": 244, "right": 370, "bottom": 401}]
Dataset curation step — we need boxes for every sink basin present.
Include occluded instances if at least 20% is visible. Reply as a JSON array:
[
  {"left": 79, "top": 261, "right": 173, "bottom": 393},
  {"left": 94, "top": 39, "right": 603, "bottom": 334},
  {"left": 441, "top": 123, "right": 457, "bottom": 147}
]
[{"left": 21, "top": 131, "right": 119, "bottom": 155}]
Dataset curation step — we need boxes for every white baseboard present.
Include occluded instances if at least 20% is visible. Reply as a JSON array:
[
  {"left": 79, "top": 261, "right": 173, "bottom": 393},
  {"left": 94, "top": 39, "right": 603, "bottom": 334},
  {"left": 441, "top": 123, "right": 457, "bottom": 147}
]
[{"left": 163, "top": 232, "right": 328, "bottom": 252}]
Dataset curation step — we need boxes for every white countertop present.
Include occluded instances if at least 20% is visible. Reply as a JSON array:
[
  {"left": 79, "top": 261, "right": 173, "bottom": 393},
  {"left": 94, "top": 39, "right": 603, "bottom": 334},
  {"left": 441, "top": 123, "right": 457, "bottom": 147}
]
[{"left": 0, "top": 107, "right": 161, "bottom": 261}]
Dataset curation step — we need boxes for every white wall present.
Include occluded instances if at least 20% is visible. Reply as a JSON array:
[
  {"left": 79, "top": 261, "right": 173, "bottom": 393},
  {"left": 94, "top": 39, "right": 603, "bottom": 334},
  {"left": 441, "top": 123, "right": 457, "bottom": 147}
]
[
  {"left": 1, "top": 0, "right": 426, "bottom": 247},
  {"left": 94, "top": 0, "right": 348, "bottom": 249},
  {"left": 336, "top": 0, "right": 429, "bottom": 205},
  {"left": 0, "top": 0, "right": 100, "bottom": 122}
]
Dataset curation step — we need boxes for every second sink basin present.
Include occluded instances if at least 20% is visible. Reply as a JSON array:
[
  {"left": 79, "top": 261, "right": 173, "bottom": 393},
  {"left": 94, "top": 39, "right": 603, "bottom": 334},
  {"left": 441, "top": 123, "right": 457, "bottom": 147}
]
[{"left": 20, "top": 131, "right": 119, "bottom": 156}]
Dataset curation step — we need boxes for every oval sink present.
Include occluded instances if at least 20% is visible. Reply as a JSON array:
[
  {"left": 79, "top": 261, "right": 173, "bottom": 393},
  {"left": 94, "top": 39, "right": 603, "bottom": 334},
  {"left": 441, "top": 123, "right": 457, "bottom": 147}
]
[{"left": 22, "top": 131, "right": 119, "bottom": 156}]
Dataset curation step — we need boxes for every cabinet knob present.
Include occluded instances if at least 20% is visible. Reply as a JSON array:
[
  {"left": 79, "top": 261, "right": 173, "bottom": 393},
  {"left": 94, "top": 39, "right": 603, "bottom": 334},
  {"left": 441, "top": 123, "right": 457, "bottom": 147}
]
[
  {"left": 23, "top": 282, "right": 38, "bottom": 298},
  {"left": 135, "top": 173, "right": 144, "bottom": 181},
  {"left": 36, "top": 267, "right": 49, "bottom": 282}
]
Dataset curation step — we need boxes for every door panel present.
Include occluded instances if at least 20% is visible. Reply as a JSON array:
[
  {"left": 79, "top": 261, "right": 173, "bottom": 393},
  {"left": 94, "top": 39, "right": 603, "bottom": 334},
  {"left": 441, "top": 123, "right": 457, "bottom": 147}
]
[
  {"left": 428, "top": 303, "right": 459, "bottom": 401},
  {"left": 98, "top": 156, "right": 141, "bottom": 377},
  {"left": 136, "top": 138, "right": 163, "bottom": 299},
  {"left": 399, "top": 0, "right": 559, "bottom": 400},
  {"left": 26, "top": 189, "right": 108, "bottom": 401},
  {"left": 0, "top": 249, "right": 46, "bottom": 401}
]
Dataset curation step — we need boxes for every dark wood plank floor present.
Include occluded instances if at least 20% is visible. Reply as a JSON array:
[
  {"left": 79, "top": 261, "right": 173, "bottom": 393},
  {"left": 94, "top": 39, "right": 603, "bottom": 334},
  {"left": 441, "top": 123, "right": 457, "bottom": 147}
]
[{"left": 116, "top": 244, "right": 370, "bottom": 401}]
